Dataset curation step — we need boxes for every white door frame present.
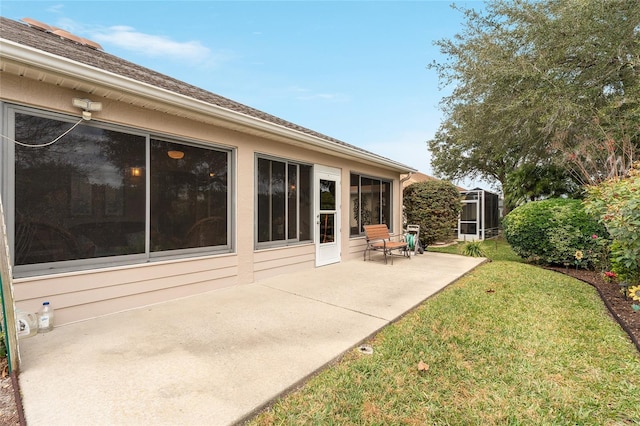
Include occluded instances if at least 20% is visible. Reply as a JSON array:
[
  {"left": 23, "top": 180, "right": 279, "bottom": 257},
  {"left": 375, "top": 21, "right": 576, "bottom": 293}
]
[
  {"left": 458, "top": 196, "right": 481, "bottom": 241},
  {"left": 314, "top": 165, "right": 341, "bottom": 266}
]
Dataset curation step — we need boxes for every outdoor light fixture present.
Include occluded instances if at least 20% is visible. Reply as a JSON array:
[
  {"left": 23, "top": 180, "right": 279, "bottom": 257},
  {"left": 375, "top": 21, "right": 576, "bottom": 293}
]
[
  {"left": 167, "top": 150, "right": 185, "bottom": 159},
  {"left": 72, "top": 98, "right": 102, "bottom": 120}
]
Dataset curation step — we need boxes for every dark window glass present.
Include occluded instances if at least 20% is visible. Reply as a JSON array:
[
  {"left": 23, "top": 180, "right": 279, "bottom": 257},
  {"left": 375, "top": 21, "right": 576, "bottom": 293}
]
[
  {"left": 319, "top": 179, "right": 336, "bottom": 210},
  {"left": 12, "top": 111, "right": 230, "bottom": 270},
  {"left": 257, "top": 157, "right": 312, "bottom": 245},
  {"left": 349, "top": 173, "right": 393, "bottom": 236},
  {"left": 461, "top": 203, "right": 477, "bottom": 221},
  {"left": 460, "top": 222, "right": 477, "bottom": 234},
  {"left": 382, "top": 181, "right": 391, "bottom": 228},
  {"left": 257, "top": 158, "right": 286, "bottom": 242},
  {"left": 150, "top": 139, "right": 228, "bottom": 251},
  {"left": 350, "top": 174, "right": 360, "bottom": 235},
  {"left": 361, "top": 177, "right": 374, "bottom": 230},
  {"left": 298, "top": 165, "right": 312, "bottom": 241},
  {"left": 257, "top": 158, "right": 271, "bottom": 243},
  {"left": 319, "top": 213, "right": 335, "bottom": 243},
  {"left": 287, "top": 164, "right": 297, "bottom": 240},
  {"left": 371, "top": 179, "right": 381, "bottom": 224},
  {"left": 271, "top": 161, "right": 286, "bottom": 241},
  {"left": 14, "top": 113, "right": 146, "bottom": 265}
]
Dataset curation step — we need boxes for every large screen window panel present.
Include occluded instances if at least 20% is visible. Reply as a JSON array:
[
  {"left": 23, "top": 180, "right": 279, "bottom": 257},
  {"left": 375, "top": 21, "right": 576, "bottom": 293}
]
[
  {"left": 256, "top": 156, "right": 312, "bottom": 247},
  {"left": 349, "top": 173, "right": 392, "bottom": 236},
  {"left": 9, "top": 108, "right": 231, "bottom": 273}
]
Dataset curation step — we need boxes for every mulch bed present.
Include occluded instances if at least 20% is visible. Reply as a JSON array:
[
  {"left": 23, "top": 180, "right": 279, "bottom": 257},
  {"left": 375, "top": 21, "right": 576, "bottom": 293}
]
[
  {"left": 0, "top": 359, "right": 21, "bottom": 425},
  {"left": 546, "top": 266, "right": 640, "bottom": 353}
]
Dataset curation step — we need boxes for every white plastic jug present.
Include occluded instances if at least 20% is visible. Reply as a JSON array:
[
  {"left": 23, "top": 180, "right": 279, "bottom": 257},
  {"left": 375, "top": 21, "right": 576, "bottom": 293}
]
[{"left": 16, "top": 309, "right": 38, "bottom": 338}]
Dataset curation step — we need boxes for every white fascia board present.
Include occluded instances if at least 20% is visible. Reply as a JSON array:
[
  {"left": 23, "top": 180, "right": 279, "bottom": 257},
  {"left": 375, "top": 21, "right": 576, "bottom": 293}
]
[{"left": 0, "top": 39, "right": 416, "bottom": 173}]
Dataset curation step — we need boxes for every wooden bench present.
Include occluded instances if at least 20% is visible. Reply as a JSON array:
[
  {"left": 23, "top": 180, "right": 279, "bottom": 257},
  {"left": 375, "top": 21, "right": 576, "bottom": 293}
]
[{"left": 363, "top": 224, "right": 410, "bottom": 264}]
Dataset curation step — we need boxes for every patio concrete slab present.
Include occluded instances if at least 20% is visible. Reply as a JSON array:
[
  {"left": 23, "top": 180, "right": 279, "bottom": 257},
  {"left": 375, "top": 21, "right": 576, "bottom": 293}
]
[
  {"left": 264, "top": 251, "right": 484, "bottom": 322},
  {"left": 17, "top": 252, "right": 484, "bottom": 426}
]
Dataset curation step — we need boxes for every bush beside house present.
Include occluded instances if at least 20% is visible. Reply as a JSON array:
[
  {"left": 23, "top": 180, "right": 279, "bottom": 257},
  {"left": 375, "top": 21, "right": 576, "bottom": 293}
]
[
  {"left": 502, "top": 198, "right": 607, "bottom": 268},
  {"left": 403, "top": 180, "right": 462, "bottom": 247}
]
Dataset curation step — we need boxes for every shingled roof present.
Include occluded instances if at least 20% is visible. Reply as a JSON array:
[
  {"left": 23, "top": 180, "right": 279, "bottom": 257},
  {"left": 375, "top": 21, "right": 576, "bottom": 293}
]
[{"left": 0, "top": 16, "right": 414, "bottom": 172}]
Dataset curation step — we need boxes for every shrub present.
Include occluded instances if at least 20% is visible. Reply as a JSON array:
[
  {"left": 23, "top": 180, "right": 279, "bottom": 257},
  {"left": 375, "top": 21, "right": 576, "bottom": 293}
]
[
  {"left": 461, "top": 240, "right": 485, "bottom": 257},
  {"left": 584, "top": 162, "right": 640, "bottom": 284},
  {"left": 502, "top": 198, "right": 607, "bottom": 266},
  {"left": 403, "top": 180, "right": 462, "bottom": 247}
]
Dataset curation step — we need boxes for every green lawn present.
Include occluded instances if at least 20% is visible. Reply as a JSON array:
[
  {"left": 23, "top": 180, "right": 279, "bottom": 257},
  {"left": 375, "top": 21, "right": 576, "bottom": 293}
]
[
  {"left": 428, "top": 237, "right": 524, "bottom": 262},
  {"left": 249, "top": 240, "right": 640, "bottom": 425}
]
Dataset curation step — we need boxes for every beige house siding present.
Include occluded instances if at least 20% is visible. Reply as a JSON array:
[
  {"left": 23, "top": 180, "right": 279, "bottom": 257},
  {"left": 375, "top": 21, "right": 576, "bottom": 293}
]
[
  {"left": 253, "top": 245, "right": 315, "bottom": 281},
  {"left": 347, "top": 237, "right": 369, "bottom": 259},
  {"left": 1, "top": 19, "right": 413, "bottom": 326},
  {"left": 13, "top": 255, "right": 239, "bottom": 325}
]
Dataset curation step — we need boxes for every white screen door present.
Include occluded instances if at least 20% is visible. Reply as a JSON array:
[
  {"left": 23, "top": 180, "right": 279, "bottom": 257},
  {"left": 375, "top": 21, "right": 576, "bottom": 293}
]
[
  {"left": 458, "top": 195, "right": 480, "bottom": 241},
  {"left": 315, "top": 166, "right": 341, "bottom": 266}
]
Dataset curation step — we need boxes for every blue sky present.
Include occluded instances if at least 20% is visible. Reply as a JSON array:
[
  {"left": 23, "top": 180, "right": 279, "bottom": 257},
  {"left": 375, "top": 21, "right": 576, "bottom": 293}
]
[{"left": 1, "top": 1, "right": 486, "bottom": 188}]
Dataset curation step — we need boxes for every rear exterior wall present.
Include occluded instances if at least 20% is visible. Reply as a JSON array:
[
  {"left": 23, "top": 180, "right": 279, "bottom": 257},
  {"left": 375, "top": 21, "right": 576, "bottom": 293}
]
[{"left": 1, "top": 73, "right": 403, "bottom": 325}]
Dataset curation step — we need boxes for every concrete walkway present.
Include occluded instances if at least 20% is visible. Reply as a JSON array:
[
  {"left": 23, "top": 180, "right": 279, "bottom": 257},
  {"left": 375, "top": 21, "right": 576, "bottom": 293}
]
[{"left": 17, "top": 252, "right": 484, "bottom": 426}]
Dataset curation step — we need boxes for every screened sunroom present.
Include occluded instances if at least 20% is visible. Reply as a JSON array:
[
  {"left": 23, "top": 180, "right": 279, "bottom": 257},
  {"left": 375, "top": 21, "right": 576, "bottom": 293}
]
[{"left": 457, "top": 188, "right": 501, "bottom": 241}]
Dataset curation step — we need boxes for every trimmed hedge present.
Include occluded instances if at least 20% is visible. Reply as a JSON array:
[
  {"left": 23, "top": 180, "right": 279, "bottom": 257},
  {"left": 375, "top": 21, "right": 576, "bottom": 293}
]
[
  {"left": 585, "top": 164, "right": 640, "bottom": 283},
  {"left": 403, "top": 180, "right": 462, "bottom": 247},
  {"left": 503, "top": 198, "right": 607, "bottom": 266}
]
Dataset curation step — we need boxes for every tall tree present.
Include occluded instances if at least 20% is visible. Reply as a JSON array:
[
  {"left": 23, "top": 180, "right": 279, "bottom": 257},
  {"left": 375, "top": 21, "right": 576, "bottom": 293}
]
[
  {"left": 503, "top": 163, "right": 581, "bottom": 211},
  {"left": 428, "top": 0, "right": 640, "bottom": 210}
]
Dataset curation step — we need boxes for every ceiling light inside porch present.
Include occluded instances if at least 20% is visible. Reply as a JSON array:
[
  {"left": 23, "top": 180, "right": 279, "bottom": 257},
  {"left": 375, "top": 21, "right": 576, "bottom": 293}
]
[{"left": 167, "top": 150, "right": 184, "bottom": 159}]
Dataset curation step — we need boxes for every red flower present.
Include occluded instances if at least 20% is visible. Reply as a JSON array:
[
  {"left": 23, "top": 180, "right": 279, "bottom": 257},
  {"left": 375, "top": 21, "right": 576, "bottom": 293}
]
[
  {"left": 604, "top": 271, "right": 617, "bottom": 278},
  {"left": 592, "top": 234, "right": 598, "bottom": 239}
]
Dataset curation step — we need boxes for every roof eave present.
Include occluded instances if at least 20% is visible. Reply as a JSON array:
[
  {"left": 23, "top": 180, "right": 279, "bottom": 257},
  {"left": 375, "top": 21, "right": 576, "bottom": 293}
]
[{"left": 0, "top": 39, "right": 416, "bottom": 174}]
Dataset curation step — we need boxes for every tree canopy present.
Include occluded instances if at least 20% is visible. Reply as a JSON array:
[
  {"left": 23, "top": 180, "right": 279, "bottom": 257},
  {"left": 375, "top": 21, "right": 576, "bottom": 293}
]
[{"left": 428, "top": 0, "right": 640, "bottom": 209}]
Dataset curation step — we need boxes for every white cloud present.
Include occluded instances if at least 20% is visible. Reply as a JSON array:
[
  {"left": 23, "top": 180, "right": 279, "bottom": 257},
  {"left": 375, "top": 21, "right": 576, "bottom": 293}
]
[
  {"left": 48, "top": 18, "right": 216, "bottom": 65},
  {"left": 89, "top": 25, "right": 212, "bottom": 64},
  {"left": 46, "top": 4, "right": 65, "bottom": 14}
]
